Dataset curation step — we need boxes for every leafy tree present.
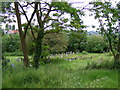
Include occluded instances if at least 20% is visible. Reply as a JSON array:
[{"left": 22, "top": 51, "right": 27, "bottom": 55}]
[
  {"left": 85, "top": 35, "right": 108, "bottom": 53},
  {"left": 67, "top": 30, "right": 87, "bottom": 52},
  {"left": 1, "top": 2, "right": 34, "bottom": 66},
  {"left": 43, "top": 31, "right": 68, "bottom": 54},
  {"left": 31, "top": 1, "right": 85, "bottom": 68},
  {"left": 2, "top": 34, "right": 20, "bottom": 53},
  {"left": 1, "top": 1, "right": 86, "bottom": 68},
  {"left": 90, "top": 2, "right": 120, "bottom": 68}
]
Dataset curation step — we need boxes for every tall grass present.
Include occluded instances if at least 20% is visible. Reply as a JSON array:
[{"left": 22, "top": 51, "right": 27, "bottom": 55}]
[{"left": 3, "top": 53, "right": 118, "bottom": 88}]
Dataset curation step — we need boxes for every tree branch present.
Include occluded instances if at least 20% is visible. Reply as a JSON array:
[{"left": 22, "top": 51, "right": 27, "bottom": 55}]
[
  {"left": 36, "top": 4, "right": 43, "bottom": 28},
  {"left": 39, "top": 3, "right": 42, "bottom": 20},
  {"left": 18, "top": 2, "right": 38, "bottom": 39},
  {"left": 99, "top": 18, "right": 116, "bottom": 58},
  {"left": 43, "top": 5, "right": 52, "bottom": 24},
  {"left": 18, "top": 2, "right": 37, "bottom": 40},
  {"left": 44, "top": 25, "right": 51, "bottom": 30}
]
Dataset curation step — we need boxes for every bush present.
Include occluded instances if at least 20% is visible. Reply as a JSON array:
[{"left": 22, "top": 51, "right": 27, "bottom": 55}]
[
  {"left": 107, "top": 51, "right": 113, "bottom": 56},
  {"left": 86, "top": 59, "right": 114, "bottom": 69},
  {"left": 2, "top": 34, "right": 20, "bottom": 53},
  {"left": 2, "top": 54, "right": 9, "bottom": 68},
  {"left": 85, "top": 35, "right": 108, "bottom": 53},
  {"left": 82, "top": 51, "right": 88, "bottom": 55},
  {"left": 43, "top": 31, "right": 68, "bottom": 54},
  {"left": 105, "top": 51, "right": 119, "bottom": 57},
  {"left": 4, "top": 50, "right": 23, "bottom": 56},
  {"left": 67, "top": 30, "right": 87, "bottom": 52}
]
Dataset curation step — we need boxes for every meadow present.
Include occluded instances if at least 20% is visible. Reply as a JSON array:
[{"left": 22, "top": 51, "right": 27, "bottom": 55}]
[{"left": 2, "top": 53, "right": 118, "bottom": 88}]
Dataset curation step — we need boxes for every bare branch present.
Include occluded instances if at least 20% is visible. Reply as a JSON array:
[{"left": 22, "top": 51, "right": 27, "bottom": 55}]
[
  {"left": 36, "top": 4, "right": 43, "bottom": 28},
  {"left": 44, "top": 25, "right": 51, "bottom": 30},
  {"left": 19, "top": 2, "right": 38, "bottom": 38},
  {"left": 39, "top": 3, "right": 42, "bottom": 19},
  {"left": 43, "top": 6, "right": 52, "bottom": 23},
  {"left": 18, "top": 2, "right": 36, "bottom": 39}
]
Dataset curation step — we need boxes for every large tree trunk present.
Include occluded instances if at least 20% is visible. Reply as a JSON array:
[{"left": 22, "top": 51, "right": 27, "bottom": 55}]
[
  {"left": 33, "top": 29, "right": 44, "bottom": 69},
  {"left": 14, "top": 2, "right": 29, "bottom": 67},
  {"left": 21, "top": 39, "right": 29, "bottom": 67}
]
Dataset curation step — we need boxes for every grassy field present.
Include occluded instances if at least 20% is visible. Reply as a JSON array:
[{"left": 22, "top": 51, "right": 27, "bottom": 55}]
[{"left": 2, "top": 53, "right": 118, "bottom": 88}]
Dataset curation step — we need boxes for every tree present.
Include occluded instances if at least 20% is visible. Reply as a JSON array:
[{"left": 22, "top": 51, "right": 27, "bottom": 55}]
[
  {"left": 32, "top": 1, "right": 86, "bottom": 68},
  {"left": 14, "top": 2, "right": 29, "bottom": 67},
  {"left": 90, "top": 1, "right": 120, "bottom": 68},
  {"left": 67, "top": 30, "right": 87, "bottom": 52},
  {"left": 2, "top": 34, "right": 20, "bottom": 52},
  {"left": 1, "top": 2, "right": 32, "bottom": 67},
  {"left": 85, "top": 35, "right": 108, "bottom": 53},
  {"left": 1, "top": 1, "right": 86, "bottom": 68},
  {"left": 43, "top": 31, "right": 68, "bottom": 54}
]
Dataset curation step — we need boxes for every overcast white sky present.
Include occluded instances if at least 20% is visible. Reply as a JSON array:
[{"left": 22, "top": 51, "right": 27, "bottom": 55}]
[{"left": 1, "top": 0, "right": 119, "bottom": 31}]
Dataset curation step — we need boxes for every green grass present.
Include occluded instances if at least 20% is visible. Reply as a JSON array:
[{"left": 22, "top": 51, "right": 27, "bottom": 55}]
[{"left": 2, "top": 53, "right": 118, "bottom": 88}]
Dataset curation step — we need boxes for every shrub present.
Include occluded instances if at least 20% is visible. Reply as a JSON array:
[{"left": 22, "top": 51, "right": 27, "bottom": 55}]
[
  {"left": 85, "top": 35, "right": 108, "bottom": 53},
  {"left": 67, "top": 30, "right": 87, "bottom": 52},
  {"left": 43, "top": 31, "right": 68, "bottom": 54},
  {"left": 107, "top": 51, "right": 113, "bottom": 56},
  {"left": 2, "top": 54, "right": 9, "bottom": 68},
  {"left": 86, "top": 59, "right": 114, "bottom": 69},
  {"left": 4, "top": 50, "right": 23, "bottom": 56},
  {"left": 82, "top": 51, "right": 88, "bottom": 55},
  {"left": 2, "top": 34, "right": 20, "bottom": 53}
]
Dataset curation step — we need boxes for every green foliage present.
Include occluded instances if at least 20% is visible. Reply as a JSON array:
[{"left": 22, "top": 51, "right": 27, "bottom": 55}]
[
  {"left": 107, "top": 51, "right": 113, "bottom": 56},
  {"left": 2, "top": 34, "right": 20, "bottom": 53},
  {"left": 0, "top": 2, "right": 15, "bottom": 23},
  {"left": 2, "top": 55, "right": 8, "bottom": 68},
  {"left": 67, "top": 30, "right": 87, "bottom": 52},
  {"left": 51, "top": 2, "right": 82, "bottom": 20},
  {"left": 90, "top": 2, "right": 120, "bottom": 62},
  {"left": 86, "top": 59, "right": 114, "bottom": 69},
  {"left": 3, "top": 53, "right": 118, "bottom": 88},
  {"left": 82, "top": 51, "right": 88, "bottom": 55},
  {"left": 51, "top": 2, "right": 85, "bottom": 30},
  {"left": 4, "top": 50, "right": 23, "bottom": 56},
  {"left": 41, "top": 45, "right": 50, "bottom": 62},
  {"left": 26, "top": 31, "right": 35, "bottom": 55},
  {"left": 43, "top": 31, "right": 68, "bottom": 54},
  {"left": 85, "top": 35, "right": 108, "bottom": 53},
  {"left": 41, "top": 46, "right": 50, "bottom": 57}
]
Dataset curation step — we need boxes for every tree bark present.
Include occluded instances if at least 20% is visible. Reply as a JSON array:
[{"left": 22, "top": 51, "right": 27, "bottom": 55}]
[
  {"left": 33, "top": 3, "right": 45, "bottom": 69},
  {"left": 14, "top": 2, "right": 29, "bottom": 67},
  {"left": 33, "top": 28, "right": 44, "bottom": 69}
]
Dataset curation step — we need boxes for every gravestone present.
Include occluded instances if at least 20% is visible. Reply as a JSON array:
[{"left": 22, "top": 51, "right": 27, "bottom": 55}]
[
  {"left": 6, "top": 59, "right": 10, "bottom": 62},
  {"left": 64, "top": 59, "right": 68, "bottom": 60},
  {"left": 11, "top": 64, "right": 15, "bottom": 68},
  {"left": 60, "top": 54, "right": 63, "bottom": 58},
  {"left": 70, "top": 51, "right": 72, "bottom": 54},
  {"left": 47, "top": 57, "right": 50, "bottom": 62},
  {"left": 69, "top": 58, "right": 71, "bottom": 61},
  {"left": 66, "top": 53, "right": 68, "bottom": 56},
  {"left": 16, "top": 57, "right": 23, "bottom": 62}
]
